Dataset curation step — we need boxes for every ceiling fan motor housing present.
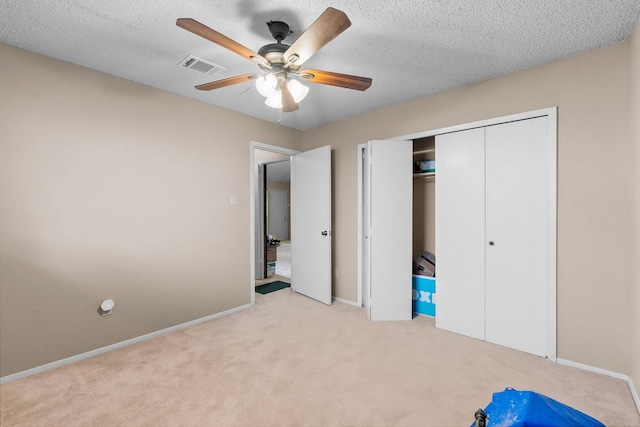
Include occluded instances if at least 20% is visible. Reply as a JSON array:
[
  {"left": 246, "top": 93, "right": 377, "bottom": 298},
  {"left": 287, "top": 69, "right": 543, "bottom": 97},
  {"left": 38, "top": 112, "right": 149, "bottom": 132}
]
[
  {"left": 258, "top": 42, "right": 289, "bottom": 59},
  {"left": 266, "top": 21, "right": 291, "bottom": 42}
]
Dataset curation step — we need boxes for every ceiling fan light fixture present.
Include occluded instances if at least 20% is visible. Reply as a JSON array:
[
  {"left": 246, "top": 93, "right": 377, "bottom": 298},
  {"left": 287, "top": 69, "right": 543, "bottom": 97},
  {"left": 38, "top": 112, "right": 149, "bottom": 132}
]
[
  {"left": 261, "top": 77, "right": 308, "bottom": 109},
  {"left": 256, "top": 74, "right": 278, "bottom": 97},
  {"left": 265, "top": 91, "right": 283, "bottom": 109},
  {"left": 287, "top": 79, "right": 309, "bottom": 103}
]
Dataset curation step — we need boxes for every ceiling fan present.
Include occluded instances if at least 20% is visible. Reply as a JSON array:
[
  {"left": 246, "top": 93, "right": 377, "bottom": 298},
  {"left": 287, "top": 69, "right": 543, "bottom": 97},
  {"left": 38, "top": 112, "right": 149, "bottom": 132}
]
[{"left": 176, "top": 7, "right": 372, "bottom": 112}]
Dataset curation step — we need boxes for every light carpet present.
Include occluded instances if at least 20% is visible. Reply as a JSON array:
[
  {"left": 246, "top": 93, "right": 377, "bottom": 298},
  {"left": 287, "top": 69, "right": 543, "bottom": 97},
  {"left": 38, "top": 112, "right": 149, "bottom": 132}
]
[
  {"left": 1, "top": 290, "right": 639, "bottom": 426},
  {"left": 275, "top": 240, "right": 291, "bottom": 278}
]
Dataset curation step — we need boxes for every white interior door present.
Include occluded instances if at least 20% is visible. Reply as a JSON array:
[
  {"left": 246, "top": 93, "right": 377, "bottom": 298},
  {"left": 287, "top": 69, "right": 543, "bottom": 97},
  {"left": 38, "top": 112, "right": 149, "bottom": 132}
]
[
  {"left": 435, "top": 128, "right": 486, "bottom": 340},
  {"left": 268, "top": 189, "right": 288, "bottom": 240},
  {"left": 361, "top": 145, "right": 372, "bottom": 319},
  {"left": 485, "top": 117, "right": 549, "bottom": 356},
  {"left": 368, "top": 139, "right": 413, "bottom": 321},
  {"left": 291, "top": 145, "right": 332, "bottom": 305}
]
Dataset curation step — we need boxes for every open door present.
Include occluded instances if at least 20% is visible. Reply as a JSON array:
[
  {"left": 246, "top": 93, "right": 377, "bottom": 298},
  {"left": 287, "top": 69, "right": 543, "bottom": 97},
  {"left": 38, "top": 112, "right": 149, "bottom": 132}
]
[
  {"left": 365, "top": 139, "right": 413, "bottom": 321},
  {"left": 291, "top": 145, "right": 332, "bottom": 305}
]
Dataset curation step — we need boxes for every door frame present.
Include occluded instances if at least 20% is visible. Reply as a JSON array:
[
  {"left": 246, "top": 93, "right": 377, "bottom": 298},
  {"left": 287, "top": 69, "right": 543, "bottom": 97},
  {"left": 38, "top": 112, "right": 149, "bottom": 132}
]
[
  {"left": 357, "top": 143, "right": 367, "bottom": 308},
  {"left": 357, "top": 107, "right": 557, "bottom": 360},
  {"left": 250, "top": 141, "right": 299, "bottom": 306}
]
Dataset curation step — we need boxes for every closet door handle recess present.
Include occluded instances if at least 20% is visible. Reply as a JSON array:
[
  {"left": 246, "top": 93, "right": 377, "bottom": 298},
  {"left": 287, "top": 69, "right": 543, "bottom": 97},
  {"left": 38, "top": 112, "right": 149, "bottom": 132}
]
[{"left": 488, "top": 241, "right": 495, "bottom": 246}]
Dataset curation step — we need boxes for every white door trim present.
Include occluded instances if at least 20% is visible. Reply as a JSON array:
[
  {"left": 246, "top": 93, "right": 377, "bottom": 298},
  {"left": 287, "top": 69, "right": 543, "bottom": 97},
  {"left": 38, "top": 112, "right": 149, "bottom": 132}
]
[
  {"left": 250, "top": 142, "right": 299, "bottom": 306},
  {"left": 398, "top": 107, "right": 557, "bottom": 140},
  {"left": 357, "top": 143, "right": 366, "bottom": 308}
]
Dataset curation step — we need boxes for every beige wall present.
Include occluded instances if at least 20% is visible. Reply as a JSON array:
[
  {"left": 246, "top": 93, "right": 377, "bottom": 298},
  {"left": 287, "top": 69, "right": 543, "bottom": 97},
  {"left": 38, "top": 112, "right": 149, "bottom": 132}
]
[
  {"left": 0, "top": 43, "right": 301, "bottom": 377},
  {"left": 630, "top": 17, "right": 640, "bottom": 402},
  {"left": 303, "top": 42, "right": 634, "bottom": 373}
]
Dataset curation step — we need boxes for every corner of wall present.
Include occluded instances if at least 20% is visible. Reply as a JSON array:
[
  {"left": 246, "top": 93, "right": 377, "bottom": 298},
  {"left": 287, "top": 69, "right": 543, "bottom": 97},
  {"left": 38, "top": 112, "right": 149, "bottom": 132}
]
[{"left": 629, "top": 14, "right": 640, "bottom": 411}]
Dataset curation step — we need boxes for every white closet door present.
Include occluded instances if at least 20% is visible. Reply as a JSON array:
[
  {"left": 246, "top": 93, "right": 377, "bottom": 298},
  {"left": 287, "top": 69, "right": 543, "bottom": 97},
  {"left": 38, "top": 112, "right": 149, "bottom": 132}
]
[
  {"left": 369, "top": 139, "right": 413, "bottom": 321},
  {"left": 435, "top": 128, "right": 486, "bottom": 340},
  {"left": 485, "top": 117, "right": 549, "bottom": 356}
]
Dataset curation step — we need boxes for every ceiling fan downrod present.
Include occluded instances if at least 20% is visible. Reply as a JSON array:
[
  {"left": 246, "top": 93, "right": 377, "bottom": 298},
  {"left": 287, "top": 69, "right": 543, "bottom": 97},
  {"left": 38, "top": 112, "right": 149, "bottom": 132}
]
[{"left": 266, "top": 21, "right": 292, "bottom": 43}]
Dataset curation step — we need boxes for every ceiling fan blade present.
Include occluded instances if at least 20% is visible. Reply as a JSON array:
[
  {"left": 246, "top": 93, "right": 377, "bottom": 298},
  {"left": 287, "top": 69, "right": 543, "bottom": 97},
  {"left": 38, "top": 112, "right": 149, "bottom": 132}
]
[
  {"left": 176, "top": 18, "right": 269, "bottom": 66},
  {"left": 283, "top": 7, "right": 351, "bottom": 66},
  {"left": 299, "top": 69, "right": 372, "bottom": 91},
  {"left": 281, "top": 85, "right": 299, "bottom": 112},
  {"left": 195, "top": 74, "right": 260, "bottom": 91}
]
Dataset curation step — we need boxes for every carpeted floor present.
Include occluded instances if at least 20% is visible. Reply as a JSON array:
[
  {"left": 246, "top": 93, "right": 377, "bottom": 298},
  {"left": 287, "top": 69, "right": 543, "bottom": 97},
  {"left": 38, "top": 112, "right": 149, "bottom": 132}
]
[
  {"left": 275, "top": 240, "right": 291, "bottom": 278},
  {"left": 1, "top": 289, "right": 639, "bottom": 426}
]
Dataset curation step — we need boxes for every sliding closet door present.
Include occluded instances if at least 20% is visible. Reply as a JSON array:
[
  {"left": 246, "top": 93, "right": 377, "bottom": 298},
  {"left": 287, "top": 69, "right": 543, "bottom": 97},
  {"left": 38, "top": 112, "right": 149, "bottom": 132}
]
[
  {"left": 484, "top": 117, "right": 549, "bottom": 356},
  {"left": 435, "top": 128, "right": 486, "bottom": 340}
]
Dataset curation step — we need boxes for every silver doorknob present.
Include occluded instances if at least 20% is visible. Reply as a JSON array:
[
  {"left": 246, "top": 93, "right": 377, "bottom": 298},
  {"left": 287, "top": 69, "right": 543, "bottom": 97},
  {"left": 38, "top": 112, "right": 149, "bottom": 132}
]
[{"left": 321, "top": 230, "right": 332, "bottom": 236}]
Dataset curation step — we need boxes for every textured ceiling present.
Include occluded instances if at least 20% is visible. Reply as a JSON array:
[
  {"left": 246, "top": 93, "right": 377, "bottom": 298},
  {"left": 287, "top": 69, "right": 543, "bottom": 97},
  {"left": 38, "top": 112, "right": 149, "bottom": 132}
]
[{"left": 1, "top": 0, "right": 639, "bottom": 130}]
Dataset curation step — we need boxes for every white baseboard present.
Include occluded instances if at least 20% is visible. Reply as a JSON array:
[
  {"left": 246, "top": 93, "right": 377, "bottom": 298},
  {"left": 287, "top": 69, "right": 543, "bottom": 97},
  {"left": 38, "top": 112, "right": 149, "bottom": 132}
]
[
  {"left": 0, "top": 302, "right": 254, "bottom": 385},
  {"left": 333, "top": 297, "right": 360, "bottom": 307},
  {"left": 556, "top": 358, "right": 629, "bottom": 380},
  {"left": 557, "top": 358, "right": 640, "bottom": 415}
]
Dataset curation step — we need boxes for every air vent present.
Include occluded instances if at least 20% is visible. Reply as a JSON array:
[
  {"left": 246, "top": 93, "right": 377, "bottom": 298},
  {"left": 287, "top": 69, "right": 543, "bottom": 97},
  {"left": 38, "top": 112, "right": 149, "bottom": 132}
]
[{"left": 178, "top": 55, "right": 225, "bottom": 76}]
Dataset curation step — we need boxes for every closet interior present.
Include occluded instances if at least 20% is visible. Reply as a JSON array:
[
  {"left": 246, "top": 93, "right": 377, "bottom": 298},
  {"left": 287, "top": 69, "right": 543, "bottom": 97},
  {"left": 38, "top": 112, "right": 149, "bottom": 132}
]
[{"left": 412, "top": 136, "right": 437, "bottom": 317}]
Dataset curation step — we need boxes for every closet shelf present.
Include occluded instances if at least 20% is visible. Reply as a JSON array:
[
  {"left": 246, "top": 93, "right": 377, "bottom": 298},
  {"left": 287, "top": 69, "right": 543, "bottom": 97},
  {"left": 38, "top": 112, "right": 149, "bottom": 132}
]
[
  {"left": 413, "top": 148, "right": 435, "bottom": 155},
  {"left": 413, "top": 172, "right": 435, "bottom": 180}
]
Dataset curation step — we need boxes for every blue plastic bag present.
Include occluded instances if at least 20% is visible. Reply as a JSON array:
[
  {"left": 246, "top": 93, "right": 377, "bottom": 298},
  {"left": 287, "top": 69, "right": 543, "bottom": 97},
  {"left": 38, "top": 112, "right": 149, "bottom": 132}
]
[{"left": 472, "top": 388, "right": 605, "bottom": 427}]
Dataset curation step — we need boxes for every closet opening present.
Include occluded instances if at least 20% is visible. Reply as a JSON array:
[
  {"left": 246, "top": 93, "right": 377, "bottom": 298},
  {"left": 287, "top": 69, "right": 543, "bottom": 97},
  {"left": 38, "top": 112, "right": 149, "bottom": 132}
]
[
  {"left": 411, "top": 136, "right": 437, "bottom": 318},
  {"left": 357, "top": 107, "right": 557, "bottom": 360}
]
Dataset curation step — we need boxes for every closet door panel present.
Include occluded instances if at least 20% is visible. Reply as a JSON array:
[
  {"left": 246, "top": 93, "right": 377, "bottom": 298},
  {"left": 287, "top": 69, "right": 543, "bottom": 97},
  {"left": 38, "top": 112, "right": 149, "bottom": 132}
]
[
  {"left": 485, "top": 117, "right": 548, "bottom": 356},
  {"left": 369, "top": 139, "right": 413, "bottom": 321},
  {"left": 435, "top": 128, "right": 486, "bottom": 340}
]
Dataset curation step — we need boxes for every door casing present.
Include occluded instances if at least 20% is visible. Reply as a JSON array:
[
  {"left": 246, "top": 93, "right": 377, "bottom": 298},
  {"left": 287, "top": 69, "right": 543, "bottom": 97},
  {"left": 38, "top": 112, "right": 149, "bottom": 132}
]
[{"left": 250, "top": 142, "right": 298, "bottom": 305}]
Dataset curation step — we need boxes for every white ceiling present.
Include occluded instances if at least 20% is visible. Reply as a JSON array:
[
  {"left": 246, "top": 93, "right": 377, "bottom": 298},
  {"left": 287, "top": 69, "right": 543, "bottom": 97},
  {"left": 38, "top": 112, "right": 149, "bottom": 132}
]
[{"left": 2, "top": 1, "right": 639, "bottom": 130}]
